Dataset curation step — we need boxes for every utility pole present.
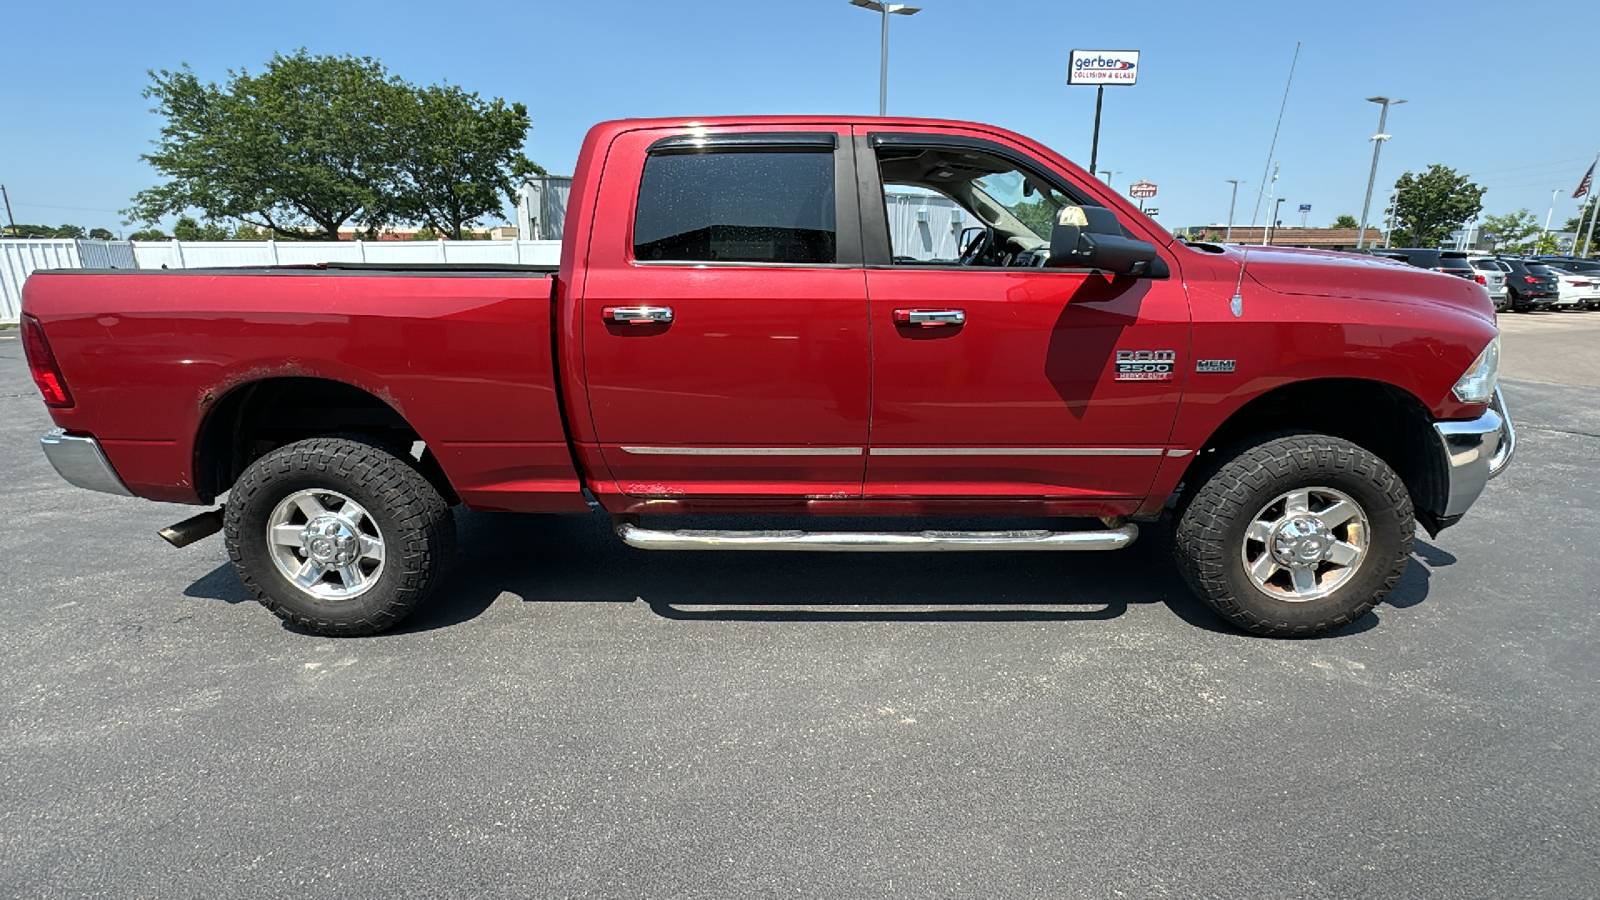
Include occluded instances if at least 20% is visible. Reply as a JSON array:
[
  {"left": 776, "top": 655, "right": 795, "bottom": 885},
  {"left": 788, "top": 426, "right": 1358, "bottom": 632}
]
[
  {"left": 1224, "top": 179, "right": 1243, "bottom": 243},
  {"left": 0, "top": 185, "right": 16, "bottom": 237},
  {"left": 1357, "top": 96, "right": 1404, "bottom": 250},
  {"left": 1099, "top": 170, "right": 1116, "bottom": 190}
]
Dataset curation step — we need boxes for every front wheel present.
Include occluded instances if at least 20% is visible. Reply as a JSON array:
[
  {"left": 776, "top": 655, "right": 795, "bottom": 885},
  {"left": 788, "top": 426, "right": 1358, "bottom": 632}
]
[
  {"left": 1173, "top": 434, "right": 1414, "bottom": 637},
  {"left": 223, "top": 436, "right": 457, "bottom": 636}
]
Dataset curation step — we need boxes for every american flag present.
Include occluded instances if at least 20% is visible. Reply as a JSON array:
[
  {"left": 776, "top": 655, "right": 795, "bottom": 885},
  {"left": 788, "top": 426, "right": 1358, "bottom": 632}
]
[{"left": 1577, "top": 158, "right": 1597, "bottom": 199}]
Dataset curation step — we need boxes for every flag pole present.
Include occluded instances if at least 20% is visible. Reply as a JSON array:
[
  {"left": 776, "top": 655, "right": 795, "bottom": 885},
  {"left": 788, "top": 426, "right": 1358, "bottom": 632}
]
[
  {"left": 1583, "top": 194, "right": 1597, "bottom": 257},
  {"left": 1578, "top": 154, "right": 1598, "bottom": 257}
]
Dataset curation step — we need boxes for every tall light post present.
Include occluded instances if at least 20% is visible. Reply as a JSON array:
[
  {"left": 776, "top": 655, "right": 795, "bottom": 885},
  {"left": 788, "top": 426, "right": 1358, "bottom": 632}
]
[
  {"left": 1265, "top": 197, "right": 1287, "bottom": 246},
  {"left": 1543, "top": 188, "right": 1560, "bottom": 236},
  {"left": 849, "top": 0, "right": 922, "bottom": 116},
  {"left": 1099, "top": 170, "right": 1116, "bottom": 190},
  {"left": 1225, "top": 179, "right": 1244, "bottom": 243},
  {"left": 1356, "top": 96, "right": 1404, "bottom": 250}
]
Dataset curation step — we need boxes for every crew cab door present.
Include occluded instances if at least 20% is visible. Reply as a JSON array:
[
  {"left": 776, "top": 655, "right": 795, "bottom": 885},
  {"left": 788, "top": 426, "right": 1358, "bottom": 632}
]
[
  {"left": 578, "top": 126, "right": 870, "bottom": 498},
  {"left": 854, "top": 127, "right": 1190, "bottom": 501}
]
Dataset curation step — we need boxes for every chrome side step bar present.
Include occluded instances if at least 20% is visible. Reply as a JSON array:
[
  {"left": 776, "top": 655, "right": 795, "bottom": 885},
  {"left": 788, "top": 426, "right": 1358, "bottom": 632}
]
[{"left": 614, "top": 521, "right": 1138, "bottom": 552}]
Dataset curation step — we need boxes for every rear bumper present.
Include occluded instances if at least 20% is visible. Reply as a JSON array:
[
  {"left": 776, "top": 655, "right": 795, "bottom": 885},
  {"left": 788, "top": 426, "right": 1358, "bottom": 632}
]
[
  {"left": 1431, "top": 387, "right": 1514, "bottom": 522},
  {"left": 40, "top": 429, "right": 133, "bottom": 496}
]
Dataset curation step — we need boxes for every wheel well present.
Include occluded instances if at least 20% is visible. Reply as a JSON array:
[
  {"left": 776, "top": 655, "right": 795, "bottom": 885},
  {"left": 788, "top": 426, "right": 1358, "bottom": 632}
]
[
  {"left": 193, "top": 377, "right": 456, "bottom": 505},
  {"left": 1184, "top": 379, "right": 1448, "bottom": 530}
]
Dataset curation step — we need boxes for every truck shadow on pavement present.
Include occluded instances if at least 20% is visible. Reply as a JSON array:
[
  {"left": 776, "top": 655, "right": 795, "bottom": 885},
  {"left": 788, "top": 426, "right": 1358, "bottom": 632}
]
[{"left": 184, "top": 511, "right": 1442, "bottom": 637}]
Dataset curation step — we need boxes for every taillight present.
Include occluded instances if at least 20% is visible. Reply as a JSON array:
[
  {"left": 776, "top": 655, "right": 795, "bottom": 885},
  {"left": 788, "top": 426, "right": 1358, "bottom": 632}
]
[
  {"left": 1524, "top": 276, "right": 1539, "bottom": 284},
  {"left": 20, "top": 314, "right": 74, "bottom": 408},
  {"left": 1474, "top": 274, "right": 1487, "bottom": 285}
]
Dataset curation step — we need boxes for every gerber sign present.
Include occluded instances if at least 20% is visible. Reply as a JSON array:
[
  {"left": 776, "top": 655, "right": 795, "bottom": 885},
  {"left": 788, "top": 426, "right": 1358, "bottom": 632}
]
[{"left": 1069, "top": 50, "right": 1140, "bottom": 85}]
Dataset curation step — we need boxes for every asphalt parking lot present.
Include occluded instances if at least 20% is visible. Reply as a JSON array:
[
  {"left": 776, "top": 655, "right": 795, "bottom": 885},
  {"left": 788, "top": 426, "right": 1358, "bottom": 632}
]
[{"left": 2, "top": 318, "right": 1597, "bottom": 898}]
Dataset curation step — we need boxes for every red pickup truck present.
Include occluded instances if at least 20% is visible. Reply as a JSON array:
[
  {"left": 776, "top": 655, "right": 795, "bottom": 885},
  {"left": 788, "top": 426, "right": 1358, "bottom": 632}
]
[{"left": 22, "top": 116, "right": 1514, "bottom": 638}]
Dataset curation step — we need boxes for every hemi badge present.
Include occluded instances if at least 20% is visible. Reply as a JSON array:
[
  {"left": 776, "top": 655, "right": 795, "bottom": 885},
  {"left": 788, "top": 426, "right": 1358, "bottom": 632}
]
[{"left": 1196, "top": 359, "right": 1236, "bottom": 373}]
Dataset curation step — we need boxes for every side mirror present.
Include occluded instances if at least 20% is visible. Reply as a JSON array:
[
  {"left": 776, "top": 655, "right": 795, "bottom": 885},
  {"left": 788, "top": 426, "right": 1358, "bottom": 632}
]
[{"left": 1045, "top": 205, "right": 1166, "bottom": 277}]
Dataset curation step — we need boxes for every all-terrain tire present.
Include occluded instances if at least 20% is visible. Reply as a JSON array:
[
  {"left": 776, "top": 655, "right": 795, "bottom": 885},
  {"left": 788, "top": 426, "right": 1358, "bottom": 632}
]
[
  {"left": 223, "top": 436, "right": 457, "bottom": 636},
  {"left": 1173, "top": 434, "right": 1413, "bottom": 637}
]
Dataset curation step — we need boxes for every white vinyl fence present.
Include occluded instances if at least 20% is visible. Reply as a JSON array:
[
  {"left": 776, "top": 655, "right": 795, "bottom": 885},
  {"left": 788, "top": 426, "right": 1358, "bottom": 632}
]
[
  {"left": 0, "top": 239, "right": 562, "bottom": 323},
  {"left": 129, "top": 239, "right": 562, "bottom": 270},
  {"left": 1, "top": 239, "right": 138, "bottom": 323}
]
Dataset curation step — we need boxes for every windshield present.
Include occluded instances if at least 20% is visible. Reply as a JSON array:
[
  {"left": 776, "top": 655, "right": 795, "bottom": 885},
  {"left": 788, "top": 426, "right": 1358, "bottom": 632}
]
[{"left": 969, "top": 170, "right": 1073, "bottom": 243}]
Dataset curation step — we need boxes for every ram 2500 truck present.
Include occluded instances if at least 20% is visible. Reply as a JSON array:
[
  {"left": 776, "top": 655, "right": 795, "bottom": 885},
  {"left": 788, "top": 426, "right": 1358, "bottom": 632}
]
[{"left": 21, "top": 116, "right": 1514, "bottom": 638}]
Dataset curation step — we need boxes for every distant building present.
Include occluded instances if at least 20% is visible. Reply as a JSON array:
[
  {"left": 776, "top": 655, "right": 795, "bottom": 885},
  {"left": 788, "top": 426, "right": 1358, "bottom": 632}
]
[{"left": 1180, "top": 226, "right": 1382, "bottom": 251}]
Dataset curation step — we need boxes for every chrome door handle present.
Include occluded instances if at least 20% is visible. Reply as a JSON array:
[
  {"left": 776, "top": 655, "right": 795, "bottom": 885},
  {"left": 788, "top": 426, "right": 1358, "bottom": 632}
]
[
  {"left": 604, "top": 306, "right": 674, "bottom": 325},
  {"left": 893, "top": 308, "right": 966, "bottom": 327}
]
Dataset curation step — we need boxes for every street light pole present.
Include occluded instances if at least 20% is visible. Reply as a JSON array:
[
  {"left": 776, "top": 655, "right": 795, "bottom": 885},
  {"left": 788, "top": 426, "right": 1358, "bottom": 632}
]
[
  {"left": 1544, "top": 188, "right": 1560, "bottom": 236},
  {"left": 1099, "top": 170, "right": 1116, "bottom": 190},
  {"left": 1266, "top": 197, "right": 1286, "bottom": 246},
  {"left": 849, "top": 0, "right": 922, "bottom": 116},
  {"left": 1356, "top": 96, "right": 1404, "bottom": 250},
  {"left": 1225, "top": 179, "right": 1243, "bottom": 243}
]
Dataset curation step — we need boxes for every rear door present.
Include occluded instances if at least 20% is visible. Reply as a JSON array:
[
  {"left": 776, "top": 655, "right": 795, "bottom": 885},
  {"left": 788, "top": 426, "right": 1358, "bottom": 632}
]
[
  {"left": 578, "top": 126, "right": 871, "bottom": 498},
  {"left": 853, "top": 127, "right": 1190, "bottom": 501}
]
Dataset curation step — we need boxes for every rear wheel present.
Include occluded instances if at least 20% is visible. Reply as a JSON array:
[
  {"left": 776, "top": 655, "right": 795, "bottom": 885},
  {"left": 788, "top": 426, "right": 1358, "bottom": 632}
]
[
  {"left": 224, "top": 436, "right": 456, "bottom": 636},
  {"left": 1173, "top": 434, "right": 1413, "bottom": 637}
]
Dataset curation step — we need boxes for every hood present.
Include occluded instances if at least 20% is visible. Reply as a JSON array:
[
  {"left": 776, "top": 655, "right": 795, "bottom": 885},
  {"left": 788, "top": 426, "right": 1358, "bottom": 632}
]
[{"left": 1198, "top": 244, "right": 1495, "bottom": 320}]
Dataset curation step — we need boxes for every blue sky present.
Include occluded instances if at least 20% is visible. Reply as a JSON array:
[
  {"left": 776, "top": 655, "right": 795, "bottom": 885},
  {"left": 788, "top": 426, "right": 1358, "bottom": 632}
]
[{"left": 3, "top": 0, "right": 1597, "bottom": 235}]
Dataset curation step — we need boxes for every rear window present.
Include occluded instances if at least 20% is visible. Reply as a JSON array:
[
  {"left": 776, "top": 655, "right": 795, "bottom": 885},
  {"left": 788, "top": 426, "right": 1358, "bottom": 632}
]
[
  {"left": 1526, "top": 264, "right": 1557, "bottom": 277},
  {"left": 1470, "top": 258, "right": 1499, "bottom": 271},
  {"left": 633, "top": 151, "right": 837, "bottom": 265},
  {"left": 1437, "top": 254, "right": 1472, "bottom": 271}
]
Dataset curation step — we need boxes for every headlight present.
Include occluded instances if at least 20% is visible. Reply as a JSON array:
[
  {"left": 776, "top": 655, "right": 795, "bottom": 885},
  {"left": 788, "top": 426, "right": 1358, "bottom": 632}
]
[{"left": 1452, "top": 337, "right": 1500, "bottom": 403}]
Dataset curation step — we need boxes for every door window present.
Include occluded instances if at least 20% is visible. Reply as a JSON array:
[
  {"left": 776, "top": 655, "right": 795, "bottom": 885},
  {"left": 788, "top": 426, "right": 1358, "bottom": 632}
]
[
  {"left": 874, "top": 144, "right": 1083, "bottom": 268},
  {"left": 633, "top": 152, "right": 836, "bottom": 264}
]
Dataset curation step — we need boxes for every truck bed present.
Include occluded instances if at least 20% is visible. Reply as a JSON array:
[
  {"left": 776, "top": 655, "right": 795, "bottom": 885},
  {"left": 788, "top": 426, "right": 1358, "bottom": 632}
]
[{"left": 22, "top": 266, "right": 587, "bottom": 511}]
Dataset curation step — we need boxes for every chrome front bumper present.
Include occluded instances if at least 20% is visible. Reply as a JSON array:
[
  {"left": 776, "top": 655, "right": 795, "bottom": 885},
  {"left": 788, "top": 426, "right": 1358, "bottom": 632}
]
[
  {"left": 39, "top": 429, "right": 133, "bottom": 496},
  {"left": 1432, "top": 387, "right": 1515, "bottom": 519}
]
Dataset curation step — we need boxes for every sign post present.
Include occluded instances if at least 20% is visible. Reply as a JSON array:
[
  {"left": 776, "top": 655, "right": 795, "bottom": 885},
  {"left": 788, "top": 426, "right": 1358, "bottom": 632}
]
[
  {"left": 1069, "top": 50, "right": 1139, "bottom": 177},
  {"left": 1298, "top": 203, "right": 1312, "bottom": 227}
]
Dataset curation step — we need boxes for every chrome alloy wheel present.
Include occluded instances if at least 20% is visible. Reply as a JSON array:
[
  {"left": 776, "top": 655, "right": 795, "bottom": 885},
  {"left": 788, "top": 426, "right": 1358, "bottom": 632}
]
[
  {"left": 265, "top": 489, "right": 386, "bottom": 600},
  {"left": 1241, "top": 486, "right": 1369, "bottom": 602}
]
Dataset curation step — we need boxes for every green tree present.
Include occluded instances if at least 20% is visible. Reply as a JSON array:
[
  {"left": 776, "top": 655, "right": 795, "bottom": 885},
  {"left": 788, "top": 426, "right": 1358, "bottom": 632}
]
[
  {"left": 1388, "top": 166, "right": 1485, "bottom": 248},
  {"left": 2, "top": 223, "right": 86, "bottom": 238},
  {"left": 89, "top": 228, "right": 116, "bottom": 240},
  {"left": 1011, "top": 197, "right": 1056, "bottom": 239},
  {"left": 172, "top": 215, "right": 232, "bottom": 240},
  {"left": 129, "top": 228, "right": 169, "bottom": 241},
  {"left": 1565, "top": 198, "right": 1597, "bottom": 255},
  {"left": 1480, "top": 209, "right": 1542, "bottom": 253},
  {"left": 1332, "top": 214, "right": 1359, "bottom": 229},
  {"left": 381, "top": 84, "right": 543, "bottom": 240},
  {"left": 1532, "top": 232, "right": 1560, "bottom": 255},
  {"left": 128, "top": 51, "right": 406, "bottom": 240},
  {"left": 410, "top": 225, "right": 439, "bottom": 241},
  {"left": 232, "top": 223, "right": 266, "bottom": 240}
]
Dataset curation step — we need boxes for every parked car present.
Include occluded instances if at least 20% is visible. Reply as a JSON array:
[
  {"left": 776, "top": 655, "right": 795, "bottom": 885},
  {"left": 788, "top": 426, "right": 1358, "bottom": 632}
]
[
  {"left": 1496, "top": 257, "right": 1561, "bottom": 311},
  {"left": 21, "top": 114, "right": 1514, "bottom": 639},
  {"left": 1536, "top": 257, "right": 1600, "bottom": 310},
  {"left": 1467, "top": 255, "right": 1510, "bottom": 310},
  {"left": 1370, "top": 248, "right": 1478, "bottom": 281}
]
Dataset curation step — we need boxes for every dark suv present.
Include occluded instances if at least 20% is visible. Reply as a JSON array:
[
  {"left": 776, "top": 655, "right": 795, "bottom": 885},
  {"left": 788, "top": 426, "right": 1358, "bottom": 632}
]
[
  {"left": 1367, "top": 248, "right": 1477, "bottom": 280},
  {"left": 1497, "top": 257, "right": 1561, "bottom": 312}
]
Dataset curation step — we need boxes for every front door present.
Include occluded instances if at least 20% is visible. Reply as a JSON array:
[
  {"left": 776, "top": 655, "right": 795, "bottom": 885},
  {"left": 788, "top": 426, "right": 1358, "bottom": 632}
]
[
  {"left": 855, "top": 128, "right": 1190, "bottom": 501},
  {"left": 579, "top": 127, "right": 870, "bottom": 499}
]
